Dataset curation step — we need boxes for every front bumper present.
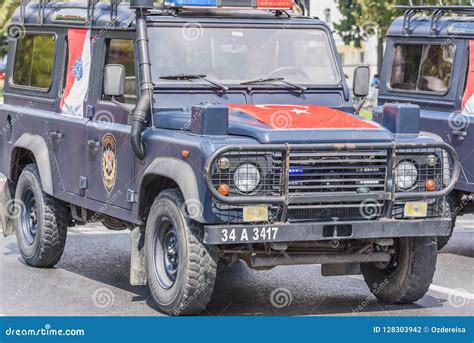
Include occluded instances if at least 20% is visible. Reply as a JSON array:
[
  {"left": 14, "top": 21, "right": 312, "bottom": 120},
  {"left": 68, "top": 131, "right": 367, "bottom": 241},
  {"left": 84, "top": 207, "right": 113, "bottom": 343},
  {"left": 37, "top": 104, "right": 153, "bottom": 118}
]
[{"left": 203, "top": 218, "right": 451, "bottom": 245}]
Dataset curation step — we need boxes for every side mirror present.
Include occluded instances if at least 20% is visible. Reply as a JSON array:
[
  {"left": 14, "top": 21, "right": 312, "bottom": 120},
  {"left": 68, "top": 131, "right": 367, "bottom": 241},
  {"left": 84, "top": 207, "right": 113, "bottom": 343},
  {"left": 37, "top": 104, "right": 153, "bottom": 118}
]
[
  {"left": 104, "top": 64, "right": 125, "bottom": 97},
  {"left": 353, "top": 66, "right": 370, "bottom": 98}
]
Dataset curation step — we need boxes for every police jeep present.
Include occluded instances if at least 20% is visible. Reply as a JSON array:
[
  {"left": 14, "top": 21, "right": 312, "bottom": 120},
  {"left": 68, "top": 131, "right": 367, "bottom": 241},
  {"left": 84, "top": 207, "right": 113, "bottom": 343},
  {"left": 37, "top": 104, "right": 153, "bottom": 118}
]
[
  {"left": 377, "top": 1, "right": 474, "bottom": 250},
  {"left": 0, "top": 0, "right": 461, "bottom": 315}
]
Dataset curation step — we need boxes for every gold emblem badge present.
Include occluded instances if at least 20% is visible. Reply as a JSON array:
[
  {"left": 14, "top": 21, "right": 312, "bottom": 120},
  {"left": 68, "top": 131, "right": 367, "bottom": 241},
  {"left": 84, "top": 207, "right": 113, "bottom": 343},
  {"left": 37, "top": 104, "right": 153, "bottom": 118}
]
[{"left": 101, "top": 134, "right": 117, "bottom": 193}]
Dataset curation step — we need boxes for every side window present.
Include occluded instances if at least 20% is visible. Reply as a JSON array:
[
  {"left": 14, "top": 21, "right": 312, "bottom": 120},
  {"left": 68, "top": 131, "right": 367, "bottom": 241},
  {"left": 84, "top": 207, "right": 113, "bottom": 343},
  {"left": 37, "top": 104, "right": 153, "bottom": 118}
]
[
  {"left": 13, "top": 34, "right": 56, "bottom": 89},
  {"left": 103, "top": 39, "right": 136, "bottom": 104},
  {"left": 390, "top": 44, "right": 455, "bottom": 94}
]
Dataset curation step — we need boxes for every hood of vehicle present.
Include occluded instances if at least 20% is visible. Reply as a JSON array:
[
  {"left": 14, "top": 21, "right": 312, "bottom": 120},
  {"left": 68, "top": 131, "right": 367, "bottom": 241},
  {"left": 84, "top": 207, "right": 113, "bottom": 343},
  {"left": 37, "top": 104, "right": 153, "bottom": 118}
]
[{"left": 227, "top": 104, "right": 392, "bottom": 143}]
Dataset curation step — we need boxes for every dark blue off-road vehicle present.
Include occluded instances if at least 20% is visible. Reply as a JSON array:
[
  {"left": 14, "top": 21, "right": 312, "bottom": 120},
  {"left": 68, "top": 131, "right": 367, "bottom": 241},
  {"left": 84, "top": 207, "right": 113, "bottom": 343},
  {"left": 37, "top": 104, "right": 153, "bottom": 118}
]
[
  {"left": 378, "top": 2, "right": 474, "bottom": 249},
  {"left": 0, "top": 0, "right": 461, "bottom": 315}
]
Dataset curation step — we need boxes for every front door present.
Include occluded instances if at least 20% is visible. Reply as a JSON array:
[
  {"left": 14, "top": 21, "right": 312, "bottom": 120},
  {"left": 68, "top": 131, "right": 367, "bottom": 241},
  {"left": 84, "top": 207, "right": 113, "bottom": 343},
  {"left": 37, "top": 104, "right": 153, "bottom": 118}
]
[{"left": 85, "top": 37, "right": 137, "bottom": 209}]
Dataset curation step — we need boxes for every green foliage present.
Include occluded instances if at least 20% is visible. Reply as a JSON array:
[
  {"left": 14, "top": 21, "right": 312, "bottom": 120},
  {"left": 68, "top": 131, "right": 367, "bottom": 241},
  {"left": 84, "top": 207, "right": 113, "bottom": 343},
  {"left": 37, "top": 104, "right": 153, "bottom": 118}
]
[
  {"left": 0, "top": 0, "right": 20, "bottom": 30},
  {"left": 333, "top": 0, "right": 363, "bottom": 49},
  {"left": 0, "top": 32, "right": 7, "bottom": 57}
]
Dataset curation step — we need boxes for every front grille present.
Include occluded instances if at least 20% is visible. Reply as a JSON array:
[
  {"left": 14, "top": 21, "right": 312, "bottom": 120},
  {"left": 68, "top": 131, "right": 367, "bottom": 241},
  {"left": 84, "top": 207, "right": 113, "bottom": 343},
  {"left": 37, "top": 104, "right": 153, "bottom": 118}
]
[
  {"left": 284, "top": 150, "right": 389, "bottom": 222},
  {"left": 287, "top": 201, "right": 384, "bottom": 222},
  {"left": 286, "top": 150, "right": 389, "bottom": 194},
  {"left": 207, "top": 143, "right": 458, "bottom": 225}
]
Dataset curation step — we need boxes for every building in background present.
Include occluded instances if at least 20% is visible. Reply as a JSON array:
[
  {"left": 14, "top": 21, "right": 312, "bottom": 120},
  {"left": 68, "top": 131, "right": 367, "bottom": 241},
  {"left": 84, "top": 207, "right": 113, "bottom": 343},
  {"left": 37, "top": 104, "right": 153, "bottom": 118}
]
[{"left": 309, "top": 0, "right": 378, "bottom": 87}]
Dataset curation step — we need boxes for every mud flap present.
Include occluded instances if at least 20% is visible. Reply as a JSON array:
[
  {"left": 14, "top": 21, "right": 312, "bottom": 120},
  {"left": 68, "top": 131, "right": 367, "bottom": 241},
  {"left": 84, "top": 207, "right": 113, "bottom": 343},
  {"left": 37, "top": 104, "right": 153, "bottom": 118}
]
[
  {"left": 0, "top": 180, "right": 17, "bottom": 237},
  {"left": 130, "top": 226, "right": 147, "bottom": 285}
]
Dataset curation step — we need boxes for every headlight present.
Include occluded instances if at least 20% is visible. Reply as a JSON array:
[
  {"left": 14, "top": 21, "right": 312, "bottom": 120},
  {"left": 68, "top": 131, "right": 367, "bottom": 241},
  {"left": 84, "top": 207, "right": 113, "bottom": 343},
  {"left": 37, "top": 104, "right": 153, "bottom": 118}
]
[
  {"left": 234, "top": 163, "right": 261, "bottom": 193},
  {"left": 395, "top": 161, "right": 418, "bottom": 190}
]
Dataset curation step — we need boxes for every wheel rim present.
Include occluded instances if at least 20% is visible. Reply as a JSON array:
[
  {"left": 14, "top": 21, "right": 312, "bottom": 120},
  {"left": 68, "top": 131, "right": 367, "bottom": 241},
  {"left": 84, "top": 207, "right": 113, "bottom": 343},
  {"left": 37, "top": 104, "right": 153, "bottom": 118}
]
[
  {"left": 153, "top": 217, "right": 180, "bottom": 289},
  {"left": 374, "top": 239, "right": 400, "bottom": 272},
  {"left": 20, "top": 188, "right": 38, "bottom": 246}
]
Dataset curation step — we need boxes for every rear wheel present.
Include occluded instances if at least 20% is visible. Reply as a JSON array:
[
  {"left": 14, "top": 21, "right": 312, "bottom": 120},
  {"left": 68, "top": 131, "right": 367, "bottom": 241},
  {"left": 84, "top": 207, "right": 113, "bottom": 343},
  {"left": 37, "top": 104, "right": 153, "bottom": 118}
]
[
  {"left": 145, "top": 189, "right": 217, "bottom": 315},
  {"left": 15, "top": 164, "right": 68, "bottom": 267},
  {"left": 361, "top": 236, "right": 437, "bottom": 304}
]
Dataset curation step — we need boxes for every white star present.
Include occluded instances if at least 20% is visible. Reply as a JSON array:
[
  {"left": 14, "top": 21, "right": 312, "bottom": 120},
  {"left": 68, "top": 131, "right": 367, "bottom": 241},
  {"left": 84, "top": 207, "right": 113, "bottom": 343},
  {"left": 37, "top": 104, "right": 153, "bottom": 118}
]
[{"left": 289, "top": 109, "right": 310, "bottom": 115}]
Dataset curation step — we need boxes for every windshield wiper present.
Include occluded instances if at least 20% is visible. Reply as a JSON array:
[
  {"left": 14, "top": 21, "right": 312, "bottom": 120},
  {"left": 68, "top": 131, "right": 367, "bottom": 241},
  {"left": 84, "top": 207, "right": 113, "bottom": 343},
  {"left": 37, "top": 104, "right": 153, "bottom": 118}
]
[
  {"left": 158, "top": 74, "right": 229, "bottom": 92},
  {"left": 240, "top": 77, "right": 307, "bottom": 93}
]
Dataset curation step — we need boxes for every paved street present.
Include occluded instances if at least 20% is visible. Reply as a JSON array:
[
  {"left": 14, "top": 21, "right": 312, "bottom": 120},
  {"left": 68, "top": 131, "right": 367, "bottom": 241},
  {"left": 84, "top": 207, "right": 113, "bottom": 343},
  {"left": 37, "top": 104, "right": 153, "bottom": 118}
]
[{"left": 0, "top": 218, "right": 473, "bottom": 317}]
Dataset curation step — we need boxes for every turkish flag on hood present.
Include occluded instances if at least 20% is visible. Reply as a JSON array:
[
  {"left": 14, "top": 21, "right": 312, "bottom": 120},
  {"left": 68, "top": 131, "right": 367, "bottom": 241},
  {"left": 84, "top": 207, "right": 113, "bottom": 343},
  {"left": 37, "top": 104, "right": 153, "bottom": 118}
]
[{"left": 228, "top": 104, "right": 379, "bottom": 130}]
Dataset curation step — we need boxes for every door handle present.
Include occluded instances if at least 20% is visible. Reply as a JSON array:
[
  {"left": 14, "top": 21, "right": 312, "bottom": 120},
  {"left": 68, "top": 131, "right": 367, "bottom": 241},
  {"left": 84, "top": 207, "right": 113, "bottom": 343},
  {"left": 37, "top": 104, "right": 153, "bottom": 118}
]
[
  {"left": 86, "top": 140, "right": 102, "bottom": 149},
  {"left": 50, "top": 131, "right": 64, "bottom": 140},
  {"left": 452, "top": 130, "right": 468, "bottom": 141}
]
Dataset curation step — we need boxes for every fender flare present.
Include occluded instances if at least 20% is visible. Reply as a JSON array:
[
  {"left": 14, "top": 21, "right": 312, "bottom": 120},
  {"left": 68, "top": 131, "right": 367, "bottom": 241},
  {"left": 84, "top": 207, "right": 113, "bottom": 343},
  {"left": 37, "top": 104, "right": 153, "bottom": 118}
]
[
  {"left": 140, "top": 157, "right": 204, "bottom": 222},
  {"left": 10, "top": 133, "right": 54, "bottom": 195}
]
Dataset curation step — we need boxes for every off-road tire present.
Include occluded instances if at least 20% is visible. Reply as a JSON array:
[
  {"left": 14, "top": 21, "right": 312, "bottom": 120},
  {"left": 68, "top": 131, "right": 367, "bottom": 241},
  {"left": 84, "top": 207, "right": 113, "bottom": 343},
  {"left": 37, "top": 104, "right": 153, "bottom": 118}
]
[
  {"left": 15, "top": 164, "right": 68, "bottom": 267},
  {"left": 361, "top": 237, "right": 437, "bottom": 304},
  {"left": 145, "top": 189, "right": 217, "bottom": 315},
  {"left": 437, "top": 196, "right": 457, "bottom": 250}
]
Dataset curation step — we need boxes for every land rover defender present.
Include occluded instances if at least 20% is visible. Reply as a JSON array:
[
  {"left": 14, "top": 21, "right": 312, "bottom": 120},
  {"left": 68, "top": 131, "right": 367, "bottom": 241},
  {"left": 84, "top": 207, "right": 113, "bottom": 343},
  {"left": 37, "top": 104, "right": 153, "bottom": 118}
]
[
  {"left": 377, "top": 2, "right": 474, "bottom": 249},
  {"left": 0, "top": 0, "right": 460, "bottom": 315}
]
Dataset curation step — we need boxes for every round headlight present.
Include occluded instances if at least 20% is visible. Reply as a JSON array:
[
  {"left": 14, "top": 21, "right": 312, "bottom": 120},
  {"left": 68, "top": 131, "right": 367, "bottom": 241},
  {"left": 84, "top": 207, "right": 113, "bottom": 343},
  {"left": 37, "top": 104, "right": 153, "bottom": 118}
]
[
  {"left": 395, "top": 161, "right": 418, "bottom": 190},
  {"left": 234, "top": 163, "right": 261, "bottom": 193}
]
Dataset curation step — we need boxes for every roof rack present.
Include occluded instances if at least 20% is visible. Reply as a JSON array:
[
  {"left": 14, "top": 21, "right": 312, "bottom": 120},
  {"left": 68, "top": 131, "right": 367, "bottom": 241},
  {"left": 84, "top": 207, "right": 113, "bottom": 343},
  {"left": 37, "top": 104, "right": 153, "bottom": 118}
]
[
  {"left": 18, "top": 0, "right": 125, "bottom": 27},
  {"left": 397, "top": 0, "right": 474, "bottom": 36}
]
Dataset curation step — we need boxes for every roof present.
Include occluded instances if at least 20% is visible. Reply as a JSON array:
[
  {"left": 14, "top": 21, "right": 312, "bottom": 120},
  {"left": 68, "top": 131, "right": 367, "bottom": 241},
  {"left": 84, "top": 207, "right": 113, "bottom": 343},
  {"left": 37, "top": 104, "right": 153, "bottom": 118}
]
[
  {"left": 11, "top": 1, "right": 319, "bottom": 29},
  {"left": 388, "top": 15, "right": 474, "bottom": 39}
]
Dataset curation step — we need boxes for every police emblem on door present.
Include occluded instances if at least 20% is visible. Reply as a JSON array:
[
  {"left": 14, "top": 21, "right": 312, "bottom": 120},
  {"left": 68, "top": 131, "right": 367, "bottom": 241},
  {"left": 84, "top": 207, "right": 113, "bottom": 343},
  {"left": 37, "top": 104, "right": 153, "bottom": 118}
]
[{"left": 102, "top": 134, "right": 117, "bottom": 193}]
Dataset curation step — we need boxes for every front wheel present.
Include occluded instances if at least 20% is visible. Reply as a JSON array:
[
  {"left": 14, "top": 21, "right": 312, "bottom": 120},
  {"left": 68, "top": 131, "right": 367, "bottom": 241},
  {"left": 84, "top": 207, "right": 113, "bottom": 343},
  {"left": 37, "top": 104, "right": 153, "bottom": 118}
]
[
  {"left": 15, "top": 164, "right": 69, "bottom": 267},
  {"left": 361, "top": 237, "right": 437, "bottom": 304},
  {"left": 145, "top": 190, "right": 217, "bottom": 315}
]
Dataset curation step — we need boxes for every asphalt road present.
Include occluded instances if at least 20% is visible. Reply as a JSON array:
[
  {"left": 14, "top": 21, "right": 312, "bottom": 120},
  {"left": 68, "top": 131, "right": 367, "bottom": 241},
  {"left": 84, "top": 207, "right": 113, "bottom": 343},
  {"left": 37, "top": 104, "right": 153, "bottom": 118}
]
[{"left": 0, "top": 218, "right": 473, "bottom": 317}]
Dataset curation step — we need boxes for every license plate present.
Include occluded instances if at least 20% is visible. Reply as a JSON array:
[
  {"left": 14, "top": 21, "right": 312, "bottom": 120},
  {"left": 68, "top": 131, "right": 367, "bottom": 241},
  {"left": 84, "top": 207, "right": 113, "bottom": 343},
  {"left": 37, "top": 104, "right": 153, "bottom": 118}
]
[
  {"left": 404, "top": 202, "right": 428, "bottom": 218},
  {"left": 220, "top": 227, "right": 279, "bottom": 243}
]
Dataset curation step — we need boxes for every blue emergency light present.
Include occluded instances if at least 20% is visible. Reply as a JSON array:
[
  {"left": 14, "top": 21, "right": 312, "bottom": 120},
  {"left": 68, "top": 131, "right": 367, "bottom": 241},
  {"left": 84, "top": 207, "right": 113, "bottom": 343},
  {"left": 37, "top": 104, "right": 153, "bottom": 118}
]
[{"left": 164, "top": 0, "right": 293, "bottom": 10}]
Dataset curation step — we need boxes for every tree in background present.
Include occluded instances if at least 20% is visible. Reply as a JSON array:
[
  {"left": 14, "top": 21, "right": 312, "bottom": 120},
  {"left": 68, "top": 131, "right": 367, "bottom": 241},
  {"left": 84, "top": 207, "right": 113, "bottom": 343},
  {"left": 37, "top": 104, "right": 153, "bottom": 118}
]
[
  {"left": 0, "top": 0, "right": 20, "bottom": 57},
  {"left": 335, "top": 0, "right": 410, "bottom": 73},
  {"left": 333, "top": 0, "right": 363, "bottom": 49}
]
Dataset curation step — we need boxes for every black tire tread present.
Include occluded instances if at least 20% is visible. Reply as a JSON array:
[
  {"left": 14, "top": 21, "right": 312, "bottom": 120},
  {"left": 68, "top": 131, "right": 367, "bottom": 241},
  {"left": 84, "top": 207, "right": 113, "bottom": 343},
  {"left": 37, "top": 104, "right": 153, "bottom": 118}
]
[
  {"left": 151, "top": 189, "right": 217, "bottom": 315},
  {"left": 17, "top": 164, "right": 68, "bottom": 267},
  {"left": 361, "top": 236, "right": 437, "bottom": 304}
]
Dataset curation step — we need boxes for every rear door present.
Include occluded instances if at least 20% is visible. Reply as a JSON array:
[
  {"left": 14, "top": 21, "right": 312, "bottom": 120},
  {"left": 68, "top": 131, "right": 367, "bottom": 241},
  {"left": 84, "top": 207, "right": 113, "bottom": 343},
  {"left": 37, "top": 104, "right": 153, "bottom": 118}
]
[
  {"left": 381, "top": 40, "right": 474, "bottom": 192},
  {"left": 84, "top": 36, "right": 137, "bottom": 209}
]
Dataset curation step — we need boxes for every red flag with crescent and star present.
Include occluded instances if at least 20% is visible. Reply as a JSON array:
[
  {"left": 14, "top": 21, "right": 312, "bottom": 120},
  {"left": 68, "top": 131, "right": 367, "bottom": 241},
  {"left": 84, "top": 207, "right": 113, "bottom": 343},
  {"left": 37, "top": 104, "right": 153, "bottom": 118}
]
[{"left": 228, "top": 104, "right": 379, "bottom": 130}]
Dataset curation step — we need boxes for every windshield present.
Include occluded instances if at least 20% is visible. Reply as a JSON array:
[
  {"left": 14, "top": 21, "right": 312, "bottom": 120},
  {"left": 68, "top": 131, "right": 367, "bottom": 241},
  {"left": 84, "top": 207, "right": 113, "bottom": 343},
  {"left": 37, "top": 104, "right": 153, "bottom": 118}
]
[
  {"left": 389, "top": 44, "right": 455, "bottom": 94},
  {"left": 149, "top": 26, "right": 341, "bottom": 87}
]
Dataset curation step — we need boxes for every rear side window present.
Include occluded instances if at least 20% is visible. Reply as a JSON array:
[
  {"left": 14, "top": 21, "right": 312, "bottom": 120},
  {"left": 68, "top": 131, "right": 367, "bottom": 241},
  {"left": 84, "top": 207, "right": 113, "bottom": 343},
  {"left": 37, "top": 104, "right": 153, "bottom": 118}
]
[
  {"left": 103, "top": 39, "right": 136, "bottom": 104},
  {"left": 13, "top": 34, "right": 56, "bottom": 89},
  {"left": 390, "top": 44, "right": 455, "bottom": 94}
]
